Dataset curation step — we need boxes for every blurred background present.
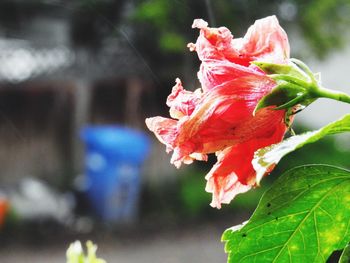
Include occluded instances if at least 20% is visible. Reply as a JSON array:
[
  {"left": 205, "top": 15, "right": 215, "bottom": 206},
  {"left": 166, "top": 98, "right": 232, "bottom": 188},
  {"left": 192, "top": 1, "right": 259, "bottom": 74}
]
[{"left": 0, "top": 0, "right": 349, "bottom": 262}]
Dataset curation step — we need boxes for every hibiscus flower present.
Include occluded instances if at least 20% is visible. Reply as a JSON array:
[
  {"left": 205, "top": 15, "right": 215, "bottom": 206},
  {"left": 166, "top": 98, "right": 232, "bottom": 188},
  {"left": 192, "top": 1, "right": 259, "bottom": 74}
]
[{"left": 146, "top": 16, "right": 291, "bottom": 208}]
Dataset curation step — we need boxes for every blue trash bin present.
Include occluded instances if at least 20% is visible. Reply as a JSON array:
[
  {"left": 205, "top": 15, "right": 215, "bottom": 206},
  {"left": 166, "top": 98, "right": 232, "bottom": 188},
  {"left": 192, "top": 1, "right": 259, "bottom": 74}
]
[{"left": 80, "top": 126, "right": 150, "bottom": 223}]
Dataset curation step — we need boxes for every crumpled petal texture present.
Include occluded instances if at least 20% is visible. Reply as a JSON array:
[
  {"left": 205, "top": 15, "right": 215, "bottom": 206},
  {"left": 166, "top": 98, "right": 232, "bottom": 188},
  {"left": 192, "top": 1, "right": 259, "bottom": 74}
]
[{"left": 145, "top": 16, "right": 291, "bottom": 208}]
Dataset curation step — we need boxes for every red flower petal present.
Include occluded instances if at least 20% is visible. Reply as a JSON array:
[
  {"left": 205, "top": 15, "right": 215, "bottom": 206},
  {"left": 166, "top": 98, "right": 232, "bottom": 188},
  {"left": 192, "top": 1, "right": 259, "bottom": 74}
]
[
  {"left": 170, "top": 75, "right": 278, "bottom": 157},
  {"left": 191, "top": 16, "right": 289, "bottom": 91},
  {"left": 145, "top": 116, "right": 177, "bottom": 153},
  {"left": 205, "top": 122, "right": 286, "bottom": 208},
  {"left": 198, "top": 59, "right": 260, "bottom": 92},
  {"left": 166, "top": 78, "right": 202, "bottom": 119},
  {"left": 146, "top": 16, "right": 291, "bottom": 208},
  {"left": 191, "top": 16, "right": 289, "bottom": 66},
  {"left": 238, "top": 15, "right": 290, "bottom": 62}
]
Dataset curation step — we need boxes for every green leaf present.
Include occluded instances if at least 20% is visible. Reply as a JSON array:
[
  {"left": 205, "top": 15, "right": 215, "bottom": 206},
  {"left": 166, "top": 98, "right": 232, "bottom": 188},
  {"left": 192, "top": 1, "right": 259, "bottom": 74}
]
[
  {"left": 339, "top": 243, "right": 350, "bottom": 263},
  {"left": 222, "top": 165, "right": 350, "bottom": 263},
  {"left": 253, "top": 114, "right": 350, "bottom": 184}
]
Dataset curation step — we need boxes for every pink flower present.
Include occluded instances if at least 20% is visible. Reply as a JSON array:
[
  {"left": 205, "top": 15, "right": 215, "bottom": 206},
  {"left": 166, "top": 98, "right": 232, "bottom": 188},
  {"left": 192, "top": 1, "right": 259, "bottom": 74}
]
[{"left": 146, "top": 16, "right": 291, "bottom": 208}]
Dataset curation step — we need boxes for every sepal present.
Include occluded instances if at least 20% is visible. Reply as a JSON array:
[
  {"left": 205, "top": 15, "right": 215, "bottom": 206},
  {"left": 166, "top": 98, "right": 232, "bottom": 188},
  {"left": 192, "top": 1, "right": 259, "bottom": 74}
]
[{"left": 253, "top": 59, "right": 320, "bottom": 115}]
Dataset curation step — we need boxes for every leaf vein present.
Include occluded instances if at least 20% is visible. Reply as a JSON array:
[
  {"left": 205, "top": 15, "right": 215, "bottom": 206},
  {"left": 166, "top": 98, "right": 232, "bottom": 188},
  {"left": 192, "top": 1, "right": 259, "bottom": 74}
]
[
  {"left": 318, "top": 206, "right": 334, "bottom": 221},
  {"left": 265, "top": 176, "right": 349, "bottom": 213},
  {"left": 271, "top": 179, "right": 349, "bottom": 263},
  {"left": 246, "top": 210, "right": 309, "bottom": 233},
  {"left": 239, "top": 245, "right": 284, "bottom": 262}
]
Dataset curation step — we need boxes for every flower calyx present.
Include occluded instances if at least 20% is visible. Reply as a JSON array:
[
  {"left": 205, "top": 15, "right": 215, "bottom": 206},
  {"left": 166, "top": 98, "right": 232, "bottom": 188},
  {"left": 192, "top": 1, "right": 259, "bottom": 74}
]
[{"left": 253, "top": 58, "right": 322, "bottom": 116}]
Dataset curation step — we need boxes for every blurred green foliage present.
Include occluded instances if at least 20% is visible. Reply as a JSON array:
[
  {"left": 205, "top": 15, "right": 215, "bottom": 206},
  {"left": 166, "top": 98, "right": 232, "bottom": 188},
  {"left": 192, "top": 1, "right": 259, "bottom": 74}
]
[
  {"left": 298, "top": 0, "right": 350, "bottom": 58},
  {"left": 179, "top": 168, "right": 211, "bottom": 217},
  {"left": 159, "top": 33, "right": 186, "bottom": 52},
  {"left": 134, "top": 0, "right": 170, "bottom": 28}
]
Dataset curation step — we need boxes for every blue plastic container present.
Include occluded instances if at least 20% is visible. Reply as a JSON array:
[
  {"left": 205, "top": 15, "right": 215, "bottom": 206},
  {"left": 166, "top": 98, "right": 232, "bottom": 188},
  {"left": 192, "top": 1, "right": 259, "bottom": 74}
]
[{"left": 80, "top": 126, "right": 150, "bottom": 223}]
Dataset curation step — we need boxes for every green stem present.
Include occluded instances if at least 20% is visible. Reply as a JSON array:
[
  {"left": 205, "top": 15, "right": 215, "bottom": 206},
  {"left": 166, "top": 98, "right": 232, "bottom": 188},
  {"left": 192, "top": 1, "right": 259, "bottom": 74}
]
[{"left": 314, "top": 87, "right": 350, "bottom": 104}]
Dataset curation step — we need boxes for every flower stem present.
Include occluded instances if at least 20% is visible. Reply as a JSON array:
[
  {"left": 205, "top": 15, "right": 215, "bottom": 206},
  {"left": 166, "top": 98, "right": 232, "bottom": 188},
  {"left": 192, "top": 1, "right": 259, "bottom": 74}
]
[{"left": 315, "top": 87, "right": 350, "bottom": 104}]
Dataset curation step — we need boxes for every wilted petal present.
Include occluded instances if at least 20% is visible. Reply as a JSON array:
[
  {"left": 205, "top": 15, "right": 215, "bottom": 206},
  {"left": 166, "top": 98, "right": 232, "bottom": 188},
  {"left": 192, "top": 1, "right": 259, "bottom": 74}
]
[
  {"left": 206, "top": 170, "right": 252, "bottom": 209},
  {"left": 170, "top": 141, "right": 197, "bottom": 168},
  {"left": 205, "top": 124, "right": 286, "bottom": 208},
  {"left": 167, "top": 78, "right": 202, "bottom": 119},
  {"left": 191, "top": 19, "right": 246, "bottom": 65},
  {"left": 192, "top": 16, "right": 289, "bottom": 70},
  {"left": 192, "top": 19, "right": 208, "bottom": 29},
  {"left": 205, "top": 141, "right": 260, "bottom": 209},
  {"left": 145, "top": 116, "right": 177, "bottom": 152},
  {"left": 237, "top": 15, "right": 290, "bottom": 62}
]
